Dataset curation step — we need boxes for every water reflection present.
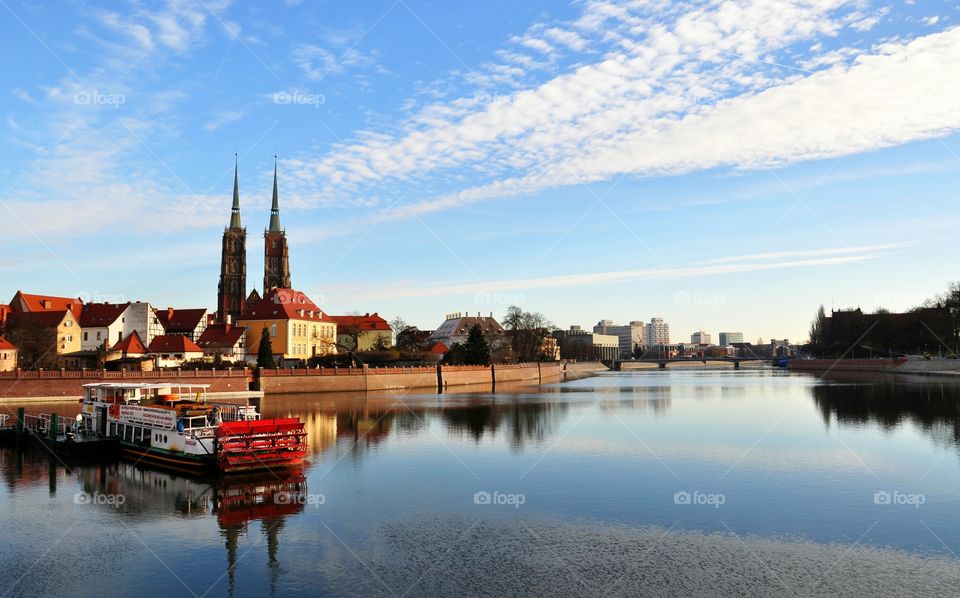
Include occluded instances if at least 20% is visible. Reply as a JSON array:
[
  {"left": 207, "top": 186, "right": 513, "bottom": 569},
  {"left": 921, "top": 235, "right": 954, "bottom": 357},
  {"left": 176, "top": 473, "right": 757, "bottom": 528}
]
[
  {"left": 265, "top": 391, "right": 569, "bottom": 454},
  {"left": 813, "top": 373, "right": 960, "bottom": 452}
]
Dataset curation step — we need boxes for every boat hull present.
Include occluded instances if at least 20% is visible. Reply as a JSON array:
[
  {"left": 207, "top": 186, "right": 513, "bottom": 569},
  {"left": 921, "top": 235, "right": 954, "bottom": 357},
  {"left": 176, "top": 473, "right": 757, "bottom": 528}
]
[{"left": 120, "top": 441, "right": 305, "bottom": 476}]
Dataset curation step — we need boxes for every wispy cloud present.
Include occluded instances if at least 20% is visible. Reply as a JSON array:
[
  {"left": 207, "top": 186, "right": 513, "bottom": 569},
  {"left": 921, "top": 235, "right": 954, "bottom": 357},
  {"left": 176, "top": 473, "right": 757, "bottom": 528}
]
[
  {"left": 283, "top": 1, "right": 959, "bottom": 236},
  {"left": 330, "top": 244, "right": 897, "bottom": 301}
]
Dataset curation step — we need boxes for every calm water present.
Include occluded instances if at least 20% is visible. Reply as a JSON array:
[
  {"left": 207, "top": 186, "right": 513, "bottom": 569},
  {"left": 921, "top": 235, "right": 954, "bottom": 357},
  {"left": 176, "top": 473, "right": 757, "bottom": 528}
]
[{"left": 3, "top": 368, "right": 960, "bottom": 596}]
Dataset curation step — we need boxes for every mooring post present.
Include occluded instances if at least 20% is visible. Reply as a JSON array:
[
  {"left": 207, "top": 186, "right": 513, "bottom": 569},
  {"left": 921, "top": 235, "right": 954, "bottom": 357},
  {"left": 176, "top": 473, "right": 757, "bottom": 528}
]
[
  {"left": 436, "top": 364, "right": 443, "bottom": 394},
  {"left": 491, "top": 364, "right": 496, "bottom": 393},
  {"left": 49, "top": 413, "right": 59, "bottom": 442},
  {"left": 15, "top": 407, "right": 25, "bottom": 442}
]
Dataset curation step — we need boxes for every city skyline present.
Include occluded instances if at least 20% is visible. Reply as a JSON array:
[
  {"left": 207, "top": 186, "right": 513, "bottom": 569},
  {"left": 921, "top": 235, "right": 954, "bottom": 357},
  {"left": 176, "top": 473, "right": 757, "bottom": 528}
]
[{"left": 2, "top": 1, "right": 959, "bottom": 342}]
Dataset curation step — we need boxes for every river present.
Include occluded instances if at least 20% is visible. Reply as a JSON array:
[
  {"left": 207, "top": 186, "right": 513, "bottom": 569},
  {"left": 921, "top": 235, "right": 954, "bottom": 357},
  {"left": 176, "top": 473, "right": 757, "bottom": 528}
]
[{"left": 2, "top": 368, "right": 960, "bottom": 596}]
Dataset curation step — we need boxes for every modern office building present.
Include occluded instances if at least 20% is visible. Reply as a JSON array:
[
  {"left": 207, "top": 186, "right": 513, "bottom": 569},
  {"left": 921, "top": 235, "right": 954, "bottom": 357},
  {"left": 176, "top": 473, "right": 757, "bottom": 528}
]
[
  {"left": 559, "top": 330, "right": 620, "bottom": 362},
  {"left": 646, "top": 318, "right": 670, "bottom": 346},
  {"left": 718, "top": 332, "right": 744, "bottom": 346}
]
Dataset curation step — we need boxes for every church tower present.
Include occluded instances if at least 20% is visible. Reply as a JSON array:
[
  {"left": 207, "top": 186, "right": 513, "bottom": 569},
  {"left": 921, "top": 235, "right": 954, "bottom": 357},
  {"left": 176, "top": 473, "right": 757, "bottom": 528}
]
[
  {"left": 263, "top": 157, "right": 291, "bottom": 293},
  {"left": 217, "top": 157, "right": 247, "bottom": 323}
]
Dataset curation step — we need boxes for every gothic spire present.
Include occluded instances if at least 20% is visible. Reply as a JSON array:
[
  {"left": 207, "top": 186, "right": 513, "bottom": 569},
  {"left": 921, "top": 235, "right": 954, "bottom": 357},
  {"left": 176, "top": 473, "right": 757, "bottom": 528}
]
[
  {"left": 229, "top": 154, "right": 242, "bottom": 229},
  {"left": 268, "top": 155, "right": 282, "bottom": 232}
]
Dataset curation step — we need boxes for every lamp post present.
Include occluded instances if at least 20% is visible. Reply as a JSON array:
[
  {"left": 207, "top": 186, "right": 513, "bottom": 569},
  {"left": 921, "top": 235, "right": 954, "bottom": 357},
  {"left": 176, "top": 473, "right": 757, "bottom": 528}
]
[{"left": 951, "top": 307, "right": 958, "bottom": 357}]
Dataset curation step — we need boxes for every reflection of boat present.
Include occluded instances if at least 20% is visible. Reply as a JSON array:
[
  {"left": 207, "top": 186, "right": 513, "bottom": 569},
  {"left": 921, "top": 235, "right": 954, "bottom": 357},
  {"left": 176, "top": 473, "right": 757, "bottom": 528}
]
[
  {"left": 78, "top": 383, "right": 307, "bottom": 475},
  {"left": 77, "top": 460, "right": 308, "bottom": 526}
]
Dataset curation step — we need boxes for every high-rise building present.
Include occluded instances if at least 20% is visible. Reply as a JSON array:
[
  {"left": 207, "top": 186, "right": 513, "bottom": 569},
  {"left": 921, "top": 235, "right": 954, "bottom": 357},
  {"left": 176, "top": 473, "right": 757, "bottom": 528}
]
[
  {"left": 718, "top": 332, "right": 744, "bottom": 346},
  {"left": 594, "top": 320, "right": 646, "bottom": 357},
  {"left": 263, "top": 158, "right": 291, "bottom": 294},
  {"left": 217, "top": 158, "right": 247, "bottom": 323},
  {"left": 690, "top": 330, "right": 712, "bottom": 345},
  {"left": 646, "top": 317, "right": 670, "bottom": 346}
]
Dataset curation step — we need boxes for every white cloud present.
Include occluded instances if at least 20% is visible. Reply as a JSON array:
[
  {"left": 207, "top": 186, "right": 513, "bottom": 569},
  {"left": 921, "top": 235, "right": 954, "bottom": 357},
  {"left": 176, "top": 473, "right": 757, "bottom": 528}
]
[
  {"left": 203, "top": 109, "right": 246, "bottom": 131},
  {"left": 923, "top": 16, "right": 941, "bottom": 26},
  {"left": 285, "top": 0, "right": 960, "bottom": 234}
]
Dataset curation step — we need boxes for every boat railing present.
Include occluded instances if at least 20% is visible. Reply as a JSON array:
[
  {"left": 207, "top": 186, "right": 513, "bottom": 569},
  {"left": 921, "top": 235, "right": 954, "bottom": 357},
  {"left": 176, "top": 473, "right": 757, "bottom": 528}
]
[{"left": 15, "top": 412, "right": 78, "bottom": 440}]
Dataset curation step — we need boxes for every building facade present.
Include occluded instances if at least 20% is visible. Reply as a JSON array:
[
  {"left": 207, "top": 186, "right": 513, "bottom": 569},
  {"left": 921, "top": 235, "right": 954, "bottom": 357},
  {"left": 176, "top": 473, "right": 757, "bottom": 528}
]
[
  {"left": 263, "top": 161, "right": 291, "bottom": 293},
  {"left": 718, "top": 332, "right": 744, "bottom": 346},
  {"left": 646, "top": 318, "right": 670, "bottom": 346},
  {"left": 155, "top": 307, "right": 208, "bottom": 341},
  {"left": 559, "top": 330, "right": 620, "bottom": 362},
  {"left": 426, "top": 312, "right": 506, "bottom": 351},
  {"left": 218, "top": 160, "right": 247, "bottom": 323},
  {"left": 238, "top": 288, "right": 336, "bottom": 363},
  {"left": 594, "top": 319, "right": 646, "bottom": 357},
  {"left": 79, "top": 302, "right": 164, "bottom": 351},
  {"left": 0, "top": 337, "right": 17, "bottom": 371},
  {"left": 329, "top": 313, "right": 393, "bottom": 352},
  {"left": 690, "top": 330, "right": 712, "bottom": 345}
]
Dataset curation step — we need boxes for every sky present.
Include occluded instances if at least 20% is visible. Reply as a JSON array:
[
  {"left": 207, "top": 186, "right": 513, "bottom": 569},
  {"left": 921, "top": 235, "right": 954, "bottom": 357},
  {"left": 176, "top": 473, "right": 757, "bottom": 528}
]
[{"left": 1, "top": 0, "right": 959, "bottom": 343}]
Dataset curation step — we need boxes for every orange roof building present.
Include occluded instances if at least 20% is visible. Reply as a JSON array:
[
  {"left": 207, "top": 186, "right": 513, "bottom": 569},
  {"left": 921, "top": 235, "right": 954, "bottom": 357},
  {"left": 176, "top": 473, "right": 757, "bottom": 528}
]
[
  {"left": 0, "top": 336, "right": 17, "bottom": 372},
  {"left": 237, "top": 288, "right": 337, "bottom": 362},
  {"left": 9, "top": 291, "right": 83, "bottom": 319},
  {"left": 111, "top": 330, "right": 149, "bottom": 356},
  {"left": 329, "top": 313, "right": 393, "bottom": 352},
  {"left": 155, "top": 307, "right": 208, "bottom": 341}
]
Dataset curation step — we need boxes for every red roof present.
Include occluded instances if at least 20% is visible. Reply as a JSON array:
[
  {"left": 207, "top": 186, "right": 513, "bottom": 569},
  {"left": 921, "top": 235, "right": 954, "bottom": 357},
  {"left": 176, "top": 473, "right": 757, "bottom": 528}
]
[
  {"left": 328, "top": 313, "right": 391, "bottom": 332},
  {"left": 149, "top": 335, "right": 203, "bottom": 354},
  {"left": 80, "top": 303, "right": 129, "bottom": 327},
  {"left": 12, "top": 291, "right": 83, "bottom": 319},
  {"left": 428, "top": 341, "right": 449, "bottom": 354},
  {"left": 155, "top": 308, "right": 207, "bottom": 334},
  {"left": 197, "top": 323, "right": 246, "bottom": 349},
  {"left": 7, "top": 310, "right": 72, "bottom": 328},
  {"left": 111, "top": 330, "right": 148, "bottom": 355},
  {"left": 0, "top": 336, "right": 16, "bottom": 351},
  {"left": 238, "top": 288, "right": 332, "bottom": 322}
]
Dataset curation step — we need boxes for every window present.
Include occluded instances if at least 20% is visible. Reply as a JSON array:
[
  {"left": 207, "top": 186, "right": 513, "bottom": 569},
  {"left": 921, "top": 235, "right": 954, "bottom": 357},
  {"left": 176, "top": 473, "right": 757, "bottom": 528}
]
[
  {"left": 83, "top": 332, "right": 88, "bottom": 341},
  {"left": 65, "top": 320, "right": 72, "bottom": 327},
  {"left": 96, "top": 332, "right": 102, "bottom": 341},
  {"left": 270, "top": 324, "right": 277, "bottom": 337}
]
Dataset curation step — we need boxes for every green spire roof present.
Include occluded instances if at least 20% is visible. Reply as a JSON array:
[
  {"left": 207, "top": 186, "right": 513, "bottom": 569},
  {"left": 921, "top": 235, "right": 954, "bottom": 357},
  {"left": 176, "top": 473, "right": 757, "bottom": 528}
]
[
  {"left": 268, "top": 156, "right": 282, "bottom": 232},
  {"left": 229, "top": 155, "right": 242, "bottom": 229}
]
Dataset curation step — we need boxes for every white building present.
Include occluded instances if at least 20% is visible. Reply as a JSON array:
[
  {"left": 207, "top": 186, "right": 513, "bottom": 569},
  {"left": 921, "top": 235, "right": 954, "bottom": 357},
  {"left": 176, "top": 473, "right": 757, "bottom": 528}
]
[
  {"left": 594, "top": 320, "right": 646, "bottom": 357},
  {"left": 427, "top": 312, "right": 506, "bottom": 350},
  {"left": 80, "top": 302, "right": 165, "bottom": 351},
  {"left": 646, "top": 318, "right": 670, "bottom": 346},
  {"left": 691, "top": 330, "right": 712, "bottom": 345}
]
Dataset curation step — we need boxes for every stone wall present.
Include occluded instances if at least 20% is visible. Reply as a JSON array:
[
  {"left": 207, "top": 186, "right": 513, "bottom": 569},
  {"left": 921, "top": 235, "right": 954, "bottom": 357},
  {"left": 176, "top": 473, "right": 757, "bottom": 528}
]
[{"left": 0, "top": 369, "right": 252, "bottom": 401}]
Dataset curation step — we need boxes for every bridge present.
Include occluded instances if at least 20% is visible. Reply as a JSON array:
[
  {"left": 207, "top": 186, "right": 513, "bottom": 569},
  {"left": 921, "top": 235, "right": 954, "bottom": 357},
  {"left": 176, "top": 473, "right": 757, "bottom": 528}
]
[{"left": 602, "top": 357, "right": 767, "bottom": 371}]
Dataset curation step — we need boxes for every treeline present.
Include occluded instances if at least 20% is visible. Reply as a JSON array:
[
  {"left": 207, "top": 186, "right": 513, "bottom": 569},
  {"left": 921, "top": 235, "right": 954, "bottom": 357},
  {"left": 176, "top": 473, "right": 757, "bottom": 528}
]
[{"left": 807, "top": 282, "right": 960, "bottom": 357}]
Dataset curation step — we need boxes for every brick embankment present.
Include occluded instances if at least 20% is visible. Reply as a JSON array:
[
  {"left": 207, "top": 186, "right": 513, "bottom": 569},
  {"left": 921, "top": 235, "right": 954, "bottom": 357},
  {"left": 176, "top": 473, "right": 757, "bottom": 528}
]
[
  {"left": 786, "top": 357, "right": 960, "bottom": 377},
  {"left": 0, "top": 369, "right": 253, "bottom": 402},
  {"left": 258, "top": 363, "right": 563, "bottom": 394}
]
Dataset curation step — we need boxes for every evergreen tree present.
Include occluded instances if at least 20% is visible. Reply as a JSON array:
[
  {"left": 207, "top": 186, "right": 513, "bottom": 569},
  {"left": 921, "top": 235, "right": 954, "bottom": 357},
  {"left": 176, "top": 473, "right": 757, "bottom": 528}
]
[
  {"left": 257, "top": 327, "right": 277, "bottom": 369},
  {"left": 464, "top": 324, "right": 491, "bottom": 365}
]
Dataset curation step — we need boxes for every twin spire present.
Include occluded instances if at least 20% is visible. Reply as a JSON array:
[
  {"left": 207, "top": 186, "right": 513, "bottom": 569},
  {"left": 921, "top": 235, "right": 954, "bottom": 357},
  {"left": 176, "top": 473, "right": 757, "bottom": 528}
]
[{"left": 229, "top": 155, "right": 282, "bottom": 231}]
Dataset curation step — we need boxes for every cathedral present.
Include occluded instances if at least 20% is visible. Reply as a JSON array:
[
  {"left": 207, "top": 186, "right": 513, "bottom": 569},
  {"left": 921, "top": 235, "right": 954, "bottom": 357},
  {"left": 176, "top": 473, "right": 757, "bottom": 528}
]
[{"left": 216, "top": 157, "right": 291, "bottom": 323}]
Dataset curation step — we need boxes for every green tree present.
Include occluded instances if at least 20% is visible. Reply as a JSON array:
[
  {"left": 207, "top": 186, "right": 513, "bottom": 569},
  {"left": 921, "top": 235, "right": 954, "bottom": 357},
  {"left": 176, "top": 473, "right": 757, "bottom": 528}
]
[
  {"left": 257, "top": 327, "right": 276, "bottom": 369},
  {"left": 464, "top": 323, "right": 491, "bottom": 365}
]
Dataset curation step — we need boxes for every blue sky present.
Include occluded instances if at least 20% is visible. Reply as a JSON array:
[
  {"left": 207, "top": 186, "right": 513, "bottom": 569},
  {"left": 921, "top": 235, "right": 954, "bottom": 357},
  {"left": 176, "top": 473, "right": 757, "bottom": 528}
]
[{"left": 1, "top": 0, "right": 959, "bottom": 343}]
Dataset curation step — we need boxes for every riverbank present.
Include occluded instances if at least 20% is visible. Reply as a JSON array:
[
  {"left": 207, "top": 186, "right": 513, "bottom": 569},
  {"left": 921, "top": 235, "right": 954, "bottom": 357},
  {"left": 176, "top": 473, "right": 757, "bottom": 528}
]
[{"left": 787, "top": 358, "right": 960, "bottom": 377}]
